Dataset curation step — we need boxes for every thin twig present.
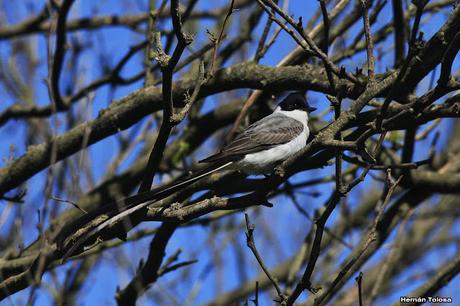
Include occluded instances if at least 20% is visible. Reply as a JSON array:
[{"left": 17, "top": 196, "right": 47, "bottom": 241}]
[
  {"left": 360, "top": 0, "right": 375, "bottom": 80},
  {"left": 244, "top": 213, "right": 287, "bottom": 304},
  {"left": 376, "top": 0, "right": 427, "bottom": 130},
  {"left": 138, "top": 0, "right": 194, "bottom": 193},
  {"left": 286, "top": 193, "right": 341, "bottom": 305},
  {"left": 251, "top": 281, "right": 259, "bottom": 306},
  {"left": 392, "top": 0, "right": 406, "bottom": 67},
  {"left": 319, "top": 0, "right": 337, "bottom": 92},
  {"left": 355, "top": 272, "right": 364, "bottom": 306},
  {"left": 50, "top": 196, "right": 88, "bottom": 214},
  {"left": 207, "top": 0, "right": 235, "bottom": 80},
  {"left": 49, "top": 0, "right": 76, "bottom": 110},
  {"left": 254, "top": 11, "right": 274, "bottom": 62},
  {"left": 367, "top": 214, "right": 410, "bottom": 304}
]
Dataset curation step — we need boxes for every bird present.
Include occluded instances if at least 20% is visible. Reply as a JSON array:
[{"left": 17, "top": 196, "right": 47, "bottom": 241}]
[
  {"left": 199, "top": 92, "right": 316, "bottom": 174},
  {"left": 59, "top": 92, "right": 316, "bottom": 260}
]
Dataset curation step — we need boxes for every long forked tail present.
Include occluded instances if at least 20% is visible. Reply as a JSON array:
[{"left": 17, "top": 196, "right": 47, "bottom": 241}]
[{"left": 61, "top": 161, "right": 233, "bottom": 261}]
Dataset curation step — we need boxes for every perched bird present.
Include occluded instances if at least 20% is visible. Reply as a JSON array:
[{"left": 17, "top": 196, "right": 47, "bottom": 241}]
[
  {"left": 60, "top": 92, "right": 316, "bottom": 260},
  {"left": 199, "top": 92, "right": 316, "bottom": 174}
]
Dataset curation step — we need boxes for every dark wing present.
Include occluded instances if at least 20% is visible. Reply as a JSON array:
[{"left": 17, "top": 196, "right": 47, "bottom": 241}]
[{"left": 200, "top": 112, "right": 304, "bottom": 163}]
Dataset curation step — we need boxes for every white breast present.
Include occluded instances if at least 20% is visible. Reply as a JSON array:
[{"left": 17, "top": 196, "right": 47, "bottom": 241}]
[
  {"left": 236, "top": 131, "right": 308, "bottom": 174},
  {"left": 234, "top": 109, "right": 310, "bottom": 174}
]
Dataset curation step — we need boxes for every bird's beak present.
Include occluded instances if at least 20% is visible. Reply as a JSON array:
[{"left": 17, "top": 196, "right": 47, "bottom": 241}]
[{"left": 305, "top": 106, "right": 317, "bottom": 113}]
